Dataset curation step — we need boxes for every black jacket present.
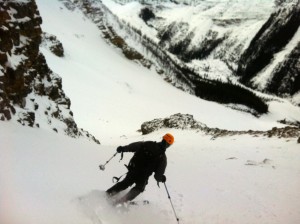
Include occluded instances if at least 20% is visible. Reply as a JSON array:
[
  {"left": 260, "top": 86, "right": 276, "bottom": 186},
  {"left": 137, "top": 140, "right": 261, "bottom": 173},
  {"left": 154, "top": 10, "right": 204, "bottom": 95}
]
[{"left": 121, "top": 141, "right": 167, "bottom": 182}]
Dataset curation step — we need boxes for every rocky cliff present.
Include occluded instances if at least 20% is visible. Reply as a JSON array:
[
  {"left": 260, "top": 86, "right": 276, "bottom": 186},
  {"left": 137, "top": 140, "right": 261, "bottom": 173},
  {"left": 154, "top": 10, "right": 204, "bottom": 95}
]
[
  {"left": 266, "top": 41, "right": 300, "bottom": 98},
  {"left": 0, "top": 0, "right": 99, "bottom": 143},
  {"left": 237, "top": 1, "right": 300, "bottom": 102}
]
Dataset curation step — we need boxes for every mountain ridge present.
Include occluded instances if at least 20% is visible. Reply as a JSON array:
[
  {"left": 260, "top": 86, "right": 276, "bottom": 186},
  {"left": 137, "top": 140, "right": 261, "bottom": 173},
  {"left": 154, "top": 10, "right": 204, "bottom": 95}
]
[{"left": 100, "top": 0, "right": 300, "bottom": 106}]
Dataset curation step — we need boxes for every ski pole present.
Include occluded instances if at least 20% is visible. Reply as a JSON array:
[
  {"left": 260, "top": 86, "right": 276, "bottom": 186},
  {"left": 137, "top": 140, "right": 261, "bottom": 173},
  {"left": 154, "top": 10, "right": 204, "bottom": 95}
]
[
  {"left": 99, "top": 152, "right": 118, "bottom": 171},
  {"left": 164, "top": 182, "right": 180, "bottom": 224}
]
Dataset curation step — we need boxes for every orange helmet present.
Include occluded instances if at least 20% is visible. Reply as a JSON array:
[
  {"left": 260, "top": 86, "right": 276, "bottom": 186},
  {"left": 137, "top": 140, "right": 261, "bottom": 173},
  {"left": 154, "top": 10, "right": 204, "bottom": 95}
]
[{"left": 163, "top": 133, "right": 174, "bottom": 145}]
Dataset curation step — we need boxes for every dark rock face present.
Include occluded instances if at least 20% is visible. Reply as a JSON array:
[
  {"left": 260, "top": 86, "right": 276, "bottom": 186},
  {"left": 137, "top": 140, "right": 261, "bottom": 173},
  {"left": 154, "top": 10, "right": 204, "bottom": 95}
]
[
  {"left": 237, "top": 3, "right": 300, "bottom": 87},
  {"left": 0, "top": 0, "right": 42, "bottom": 120},
  {"left": 0, "top": 0, "right": 99, "bottom": 143},
  {"left": 139, "top": 7, "right": 155, "bottom": 24},
  {"left": 267, "top": 42, "right": 300, "bottom": 97}
]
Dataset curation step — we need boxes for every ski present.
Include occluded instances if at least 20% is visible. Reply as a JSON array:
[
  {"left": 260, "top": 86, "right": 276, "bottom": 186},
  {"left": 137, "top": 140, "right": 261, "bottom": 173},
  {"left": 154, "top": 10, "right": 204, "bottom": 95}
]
[{"left": 128, "top": 200, "right": 150, "bottom": 206}]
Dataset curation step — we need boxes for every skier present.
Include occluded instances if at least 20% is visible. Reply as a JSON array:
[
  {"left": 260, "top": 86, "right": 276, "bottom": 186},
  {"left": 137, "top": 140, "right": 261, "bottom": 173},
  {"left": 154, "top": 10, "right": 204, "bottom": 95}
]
[{"left": 106, "top": 133, "right": 175, "bottom": 205}]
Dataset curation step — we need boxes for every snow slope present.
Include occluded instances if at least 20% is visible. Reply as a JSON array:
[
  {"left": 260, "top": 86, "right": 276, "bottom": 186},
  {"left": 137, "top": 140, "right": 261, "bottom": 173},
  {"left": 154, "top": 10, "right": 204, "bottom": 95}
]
[
  {"left": 1, "top": 0, "right": 300, "bottom": 224},
  {"left": 36, "top": 0, "right": 299, "bottom": 144},
  {"left": 1, "top": 120, "right": 300, "bottom": 224}
]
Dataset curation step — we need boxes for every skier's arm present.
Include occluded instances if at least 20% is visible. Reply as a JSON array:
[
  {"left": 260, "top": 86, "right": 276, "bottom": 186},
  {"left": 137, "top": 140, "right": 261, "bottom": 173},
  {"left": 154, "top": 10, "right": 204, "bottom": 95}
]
[
  {"left": 117, "top": 142, "right": 143, "bottom": 153},
  {"left": 154, "top": 155, "right": 167, "bottom": 182}
]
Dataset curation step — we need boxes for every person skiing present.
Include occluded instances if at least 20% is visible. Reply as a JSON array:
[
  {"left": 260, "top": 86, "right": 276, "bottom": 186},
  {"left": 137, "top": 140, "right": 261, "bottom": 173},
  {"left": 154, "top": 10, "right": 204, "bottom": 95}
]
[{"left": 106, "top": 133, "right": 175, "bottom": 205}]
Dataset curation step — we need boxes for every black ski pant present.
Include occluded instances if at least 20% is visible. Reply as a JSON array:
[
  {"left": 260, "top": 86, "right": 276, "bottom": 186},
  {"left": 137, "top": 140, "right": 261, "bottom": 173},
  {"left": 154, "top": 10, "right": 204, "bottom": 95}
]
[{"left": 106, "top": 171, "right": 148, "bottom": 202}]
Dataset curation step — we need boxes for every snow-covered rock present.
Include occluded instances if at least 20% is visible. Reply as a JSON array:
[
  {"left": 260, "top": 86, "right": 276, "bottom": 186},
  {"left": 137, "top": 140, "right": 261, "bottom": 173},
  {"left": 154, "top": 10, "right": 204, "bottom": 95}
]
[
  {"left": 141, "top": 113, "right": 207, "bottom": 134},
  {"left": 141, "top": 113, "right": 300, "bottom": 139},
  {"left": 41, "top": 32, "right": 64, "bottom": 57}
]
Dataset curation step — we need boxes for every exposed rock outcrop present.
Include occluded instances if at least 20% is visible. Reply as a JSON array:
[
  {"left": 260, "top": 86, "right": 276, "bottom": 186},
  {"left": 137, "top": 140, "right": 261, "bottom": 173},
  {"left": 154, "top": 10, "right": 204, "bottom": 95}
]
[
  {"left": 141, "top": 113, "right": 207, "bottom": 135},
  {"left": 141, "top": 113, "right": 300, "bottom": 140}
]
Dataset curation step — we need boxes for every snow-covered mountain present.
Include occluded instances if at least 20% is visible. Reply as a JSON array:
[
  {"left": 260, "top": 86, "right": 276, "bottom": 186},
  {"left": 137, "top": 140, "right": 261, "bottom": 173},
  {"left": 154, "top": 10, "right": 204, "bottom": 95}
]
[
  {"left": 1, "top": 0, "right": 300, "bottom": 224},
  {"left": 1, "top": 0, "right": 300, "bottom": 135},
  {"left": 97, "top": 0, "right": 300, "bottom": 106}
]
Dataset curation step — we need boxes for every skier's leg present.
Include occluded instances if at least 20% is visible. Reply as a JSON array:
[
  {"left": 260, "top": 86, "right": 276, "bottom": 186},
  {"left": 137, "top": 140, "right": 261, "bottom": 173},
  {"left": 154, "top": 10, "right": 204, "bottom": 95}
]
[
  {"left": 106, "top": 173, "right": 134, "bottom": 197},
  {"left": 118, "top": 187, "right": 141, "bottom": 202}
]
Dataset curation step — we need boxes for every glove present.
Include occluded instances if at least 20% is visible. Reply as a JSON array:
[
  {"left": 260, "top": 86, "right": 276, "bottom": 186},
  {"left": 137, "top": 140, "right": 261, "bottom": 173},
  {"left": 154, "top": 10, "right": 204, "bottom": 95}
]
[
  {"left": 157, "top": 175, "right": 166, "bottom": 183},
  {"left": 116, "top": 146, "right": 124, "bottom": 153}
]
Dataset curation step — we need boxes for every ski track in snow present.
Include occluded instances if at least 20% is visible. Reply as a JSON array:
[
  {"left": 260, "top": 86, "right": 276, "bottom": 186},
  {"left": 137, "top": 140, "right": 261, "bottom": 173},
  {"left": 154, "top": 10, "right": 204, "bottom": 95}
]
[{"left": 75, "top": 190, "right": 173, "bottom": 224}]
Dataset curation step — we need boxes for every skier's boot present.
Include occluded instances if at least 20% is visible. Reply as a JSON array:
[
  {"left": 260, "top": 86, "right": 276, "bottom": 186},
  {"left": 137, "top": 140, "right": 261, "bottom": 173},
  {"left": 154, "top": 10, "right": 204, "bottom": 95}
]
[{"left": 114, "top": 187, "right": 141, "bottom": 206}]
